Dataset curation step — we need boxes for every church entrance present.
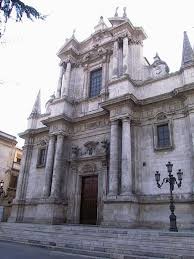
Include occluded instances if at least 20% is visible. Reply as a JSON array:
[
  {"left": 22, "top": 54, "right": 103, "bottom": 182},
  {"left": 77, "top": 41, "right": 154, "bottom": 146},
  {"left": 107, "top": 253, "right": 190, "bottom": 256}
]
[{"left": 80, "top": 175, "right": 98, "bottom": 225}]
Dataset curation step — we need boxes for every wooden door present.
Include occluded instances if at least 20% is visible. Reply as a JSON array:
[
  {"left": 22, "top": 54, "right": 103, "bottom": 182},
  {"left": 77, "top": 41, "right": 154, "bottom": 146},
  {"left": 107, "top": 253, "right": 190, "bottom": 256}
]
[{"left": 80, "top": 175, "right": 98, "bottom": 225}]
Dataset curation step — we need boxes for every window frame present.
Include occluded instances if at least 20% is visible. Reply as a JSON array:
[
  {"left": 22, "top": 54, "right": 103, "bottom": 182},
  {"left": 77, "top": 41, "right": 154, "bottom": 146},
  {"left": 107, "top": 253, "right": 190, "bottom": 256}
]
[
  {"left": 36, "top": 146, "right": 47, "bottom": 168},
  {"left": 89, "top": 68, "right": 102, "bottom": 98},
  {"left": 153, "top": 120, "right": 173, "bottom": 151}
]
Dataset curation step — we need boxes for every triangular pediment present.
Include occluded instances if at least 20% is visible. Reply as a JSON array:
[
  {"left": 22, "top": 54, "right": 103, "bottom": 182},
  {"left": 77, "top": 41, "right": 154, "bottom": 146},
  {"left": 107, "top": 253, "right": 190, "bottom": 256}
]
[{"left": 57, "top": 38, "right": 80, "bottom": 57}]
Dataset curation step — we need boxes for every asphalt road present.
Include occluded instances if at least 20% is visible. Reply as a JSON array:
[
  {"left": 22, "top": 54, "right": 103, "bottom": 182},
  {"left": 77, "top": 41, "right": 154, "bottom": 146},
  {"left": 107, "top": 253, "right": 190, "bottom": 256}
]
[{"left": 0, "top": 241, "right": 97, "bottom": 259}]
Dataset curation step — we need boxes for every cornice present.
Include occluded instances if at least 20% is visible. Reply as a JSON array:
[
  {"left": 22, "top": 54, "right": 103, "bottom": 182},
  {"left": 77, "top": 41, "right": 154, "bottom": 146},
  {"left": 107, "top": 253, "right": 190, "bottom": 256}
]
[
  {"left": 74, "top": 110, "right": 108, "bottom": 123},
  {"left": 41, "top": 114, "right": 72, "bottom": 126},
  {"left": 19, "top": 127, "right": 49, "bottom": 139},
  {"left": 101, "top": 83, "right": 194, "bottom": 111}
]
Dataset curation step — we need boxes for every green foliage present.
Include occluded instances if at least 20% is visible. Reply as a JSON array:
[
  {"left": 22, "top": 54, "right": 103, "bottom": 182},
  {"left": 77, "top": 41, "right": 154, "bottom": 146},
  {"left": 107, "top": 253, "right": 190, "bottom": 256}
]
[{"left": 0, "top": 0, "right": 45, "bottom": 38}]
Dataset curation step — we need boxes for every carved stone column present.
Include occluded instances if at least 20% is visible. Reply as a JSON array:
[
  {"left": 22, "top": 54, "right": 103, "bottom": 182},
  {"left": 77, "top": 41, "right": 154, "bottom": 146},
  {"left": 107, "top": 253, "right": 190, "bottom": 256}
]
[
  {"left": 123, "top": 37, "right": 129, "bottom": 76},
  {"left": 42, "top": 134, "right": 56, "bottom": 198},
  {"left": 62, "top": 61, "right": 71, "bottom": 97},
  {"left": 121, "top": 117, "right": 132, "bottom": 195},
  {"left": 56, "top": 65, "right": 64, "bottom": 98},
  {"left": 50, "top": 133, "right": 65, "bottom": 198},
  {"left": 108, "top": 120, "right": 119, "bottom": 196},
  {"left": 112, "top": 40, "right": 119, "bottom": 79}
]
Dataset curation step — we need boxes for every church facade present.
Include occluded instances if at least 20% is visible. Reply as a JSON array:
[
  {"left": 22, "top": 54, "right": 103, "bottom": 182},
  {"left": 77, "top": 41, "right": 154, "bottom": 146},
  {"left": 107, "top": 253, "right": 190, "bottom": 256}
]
[{"left": 9, "top": 9, "right": 194, "bottom": 229}]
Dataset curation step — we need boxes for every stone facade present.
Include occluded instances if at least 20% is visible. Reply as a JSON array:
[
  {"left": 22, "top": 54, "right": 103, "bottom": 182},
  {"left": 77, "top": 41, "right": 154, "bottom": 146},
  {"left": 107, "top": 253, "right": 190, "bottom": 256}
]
[{"left": 9, "top": 9, "right": 194, "bottom": 229}]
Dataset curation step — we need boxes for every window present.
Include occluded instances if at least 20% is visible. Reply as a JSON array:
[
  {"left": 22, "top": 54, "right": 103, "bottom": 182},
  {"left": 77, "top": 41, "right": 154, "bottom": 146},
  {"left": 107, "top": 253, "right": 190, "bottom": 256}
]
[
  {"left": 16, "top": 157, "right": 21, "bottom": 164},
  {"left": 37, "top": 147, "right": 47, "bottom": 167},
  {"left": 9, "top": 175, "right": 18, "bottom": 189},
  {"left": 89, "top": 68, "right": 102, "bottom": 98},
  {"left": 157, "top": 124, "right": 170, "bottom": 147}
]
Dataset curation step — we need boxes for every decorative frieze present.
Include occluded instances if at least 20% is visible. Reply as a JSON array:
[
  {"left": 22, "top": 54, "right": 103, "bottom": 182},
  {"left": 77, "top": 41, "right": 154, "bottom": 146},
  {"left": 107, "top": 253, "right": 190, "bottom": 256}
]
[{"left": 73, "top": 118, "right": 110, "bottom": 133}]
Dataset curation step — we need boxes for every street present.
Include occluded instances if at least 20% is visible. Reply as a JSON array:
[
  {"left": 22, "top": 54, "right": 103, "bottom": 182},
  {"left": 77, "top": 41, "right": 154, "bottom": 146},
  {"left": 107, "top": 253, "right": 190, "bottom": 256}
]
[{"left": 0, "top": 241, "right": 97, "bottom": 259}]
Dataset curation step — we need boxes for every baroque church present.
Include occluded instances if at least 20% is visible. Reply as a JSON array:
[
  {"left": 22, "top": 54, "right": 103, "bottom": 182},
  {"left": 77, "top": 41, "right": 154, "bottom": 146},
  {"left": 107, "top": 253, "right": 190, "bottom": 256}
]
[{"left": 9, "top": 8, "right": 194, "bottom": 229}]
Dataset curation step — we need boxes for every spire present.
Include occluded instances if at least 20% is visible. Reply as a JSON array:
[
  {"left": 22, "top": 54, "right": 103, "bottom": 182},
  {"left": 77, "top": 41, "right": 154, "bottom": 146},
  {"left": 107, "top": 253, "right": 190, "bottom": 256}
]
[
  {"left": 29, "top": 90, "right": 41, "bottom": 118},
  {"left": 181, "top": 31, "right": 194, "bottom": 67}
]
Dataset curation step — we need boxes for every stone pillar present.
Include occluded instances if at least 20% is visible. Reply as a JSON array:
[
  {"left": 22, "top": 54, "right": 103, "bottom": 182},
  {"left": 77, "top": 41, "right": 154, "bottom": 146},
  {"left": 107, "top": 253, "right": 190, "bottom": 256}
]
[
  {"left": 108, "top": 120, "right": 119, "bottom": 196},
  {"left": 50, "top": 134, "right": 65, "bottom": 198},
  {"left": 112, "top": 40, "right": 119, "bottom": 79},
  {"left": 42, "top": 135, "right": 56, "bottom": 198},
  {"left": 121, "top": 117, "right": 132, "bottom": 195},
  {"left": 56, "top": 66, "right": 64, "bottom": 98},
  {"left": 123, "top": 37, "right": 129, "bottom": 76},
  {"left": 62, "top": 61, "right": 71, "bottom": 97},
  {"left": 15, "top": 144, "right": 28, "bottom": 201}
]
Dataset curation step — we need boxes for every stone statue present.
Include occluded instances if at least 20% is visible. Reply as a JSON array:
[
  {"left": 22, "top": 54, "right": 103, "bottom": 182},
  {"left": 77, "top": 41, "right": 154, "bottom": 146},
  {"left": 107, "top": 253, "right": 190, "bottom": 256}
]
[
  {"left": 123, "top": 7, "right": 127, "bottom": 18},
  {"left": 114, "top": 7, "right": 119, "bottom": 17}
]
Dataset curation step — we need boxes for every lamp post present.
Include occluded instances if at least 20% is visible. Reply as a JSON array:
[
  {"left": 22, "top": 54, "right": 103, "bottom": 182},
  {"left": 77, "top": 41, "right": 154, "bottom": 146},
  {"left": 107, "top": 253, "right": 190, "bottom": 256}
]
[
  {"left": 0, "top": 180, "right": 4, "bottom": 197},
  {"left": 155, "top": 162, "right": 183, "bottom": 232}
]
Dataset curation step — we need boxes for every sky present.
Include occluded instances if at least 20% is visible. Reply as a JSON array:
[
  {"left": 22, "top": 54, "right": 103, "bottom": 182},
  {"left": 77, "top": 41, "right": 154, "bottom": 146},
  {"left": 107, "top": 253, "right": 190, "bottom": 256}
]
[{"left": 0, "top": 0, "right": 194, "bottom": 147}]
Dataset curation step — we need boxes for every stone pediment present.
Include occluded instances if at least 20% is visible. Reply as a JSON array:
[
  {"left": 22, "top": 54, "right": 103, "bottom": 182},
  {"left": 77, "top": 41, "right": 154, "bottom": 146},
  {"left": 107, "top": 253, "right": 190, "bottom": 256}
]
[{"left": 57, "top": 38, "right": 80, "bottom": 57}]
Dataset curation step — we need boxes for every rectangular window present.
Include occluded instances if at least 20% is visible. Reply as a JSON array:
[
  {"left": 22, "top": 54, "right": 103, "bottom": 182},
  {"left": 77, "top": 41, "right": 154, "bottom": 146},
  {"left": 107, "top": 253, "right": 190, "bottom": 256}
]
[
  {"left": 89, "top": 68, "right": 102, "bottom": 98},
  {"left": 37, "top": 148, "right": 46, "bottom": 167},
  {"left": 157, "top": 124, "right": 170, "bottom": 147}
]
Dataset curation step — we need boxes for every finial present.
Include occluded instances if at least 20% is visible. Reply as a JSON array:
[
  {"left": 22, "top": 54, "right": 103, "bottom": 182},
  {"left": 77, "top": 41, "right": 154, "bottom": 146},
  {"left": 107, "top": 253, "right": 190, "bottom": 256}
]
[
  {"left": 114, "top": 7, "right": 119, "bottom": 17},
  {"left": 123, "top": 7, "right": 127, "bottom": 18},
  {"left": 72, "top": 29, "right": 76, "bottom": 38}
]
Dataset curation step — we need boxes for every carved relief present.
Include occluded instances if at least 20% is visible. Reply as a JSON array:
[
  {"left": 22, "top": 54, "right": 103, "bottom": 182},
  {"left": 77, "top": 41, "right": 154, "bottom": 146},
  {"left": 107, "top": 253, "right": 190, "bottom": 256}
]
[
  {"left": 156, "top": 112, "right": 168, "bottom": 121},
  {"left": 81, "top": 163, "right": 96, "bottom": 173},
  {"left": 74, "top": 118, "right": 109, "bottom": 133},
  {"left": 84, "top": 141, "right": 99, "bottom": 155},
  {"left": 36, "top": 136, "right": 49, "bottom": 146},
  {"left": 71, "top": 139, "right": 109, "bottom": 159},
  {"left": 82, "top": 46, "right": 109, "bottom": 64}
]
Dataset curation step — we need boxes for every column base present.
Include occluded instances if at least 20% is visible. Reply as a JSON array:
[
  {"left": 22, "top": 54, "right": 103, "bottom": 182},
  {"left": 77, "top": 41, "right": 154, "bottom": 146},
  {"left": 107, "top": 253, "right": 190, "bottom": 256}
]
[
  {"left": 35, "top": 197, "right": 67, "bottom": 224},
  {"left": 120, "top": 191, "right": 132, "bottom": 196}
]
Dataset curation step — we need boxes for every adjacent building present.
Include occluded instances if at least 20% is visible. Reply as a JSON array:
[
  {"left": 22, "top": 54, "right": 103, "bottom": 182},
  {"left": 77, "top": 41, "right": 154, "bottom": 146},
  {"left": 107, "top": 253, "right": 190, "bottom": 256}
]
[
  {"left": 0, "top": 130, "right": 22, "bottom": 220},
  {"left": 9, "top": 8, "right": 194, "bottom": 229}
]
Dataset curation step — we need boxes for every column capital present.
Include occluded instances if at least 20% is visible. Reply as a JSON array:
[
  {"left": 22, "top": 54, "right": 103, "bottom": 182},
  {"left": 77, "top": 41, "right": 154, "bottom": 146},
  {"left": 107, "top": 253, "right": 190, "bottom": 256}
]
[
  {"left": 48, "top": 134, "right": 56, "bottom": 140},
  {"left": 56, "top": 131, "right": 66, "bottom": 138},
  {"left": 110, "top": 119, "right": 119, "bottom": 125},
  {"left": 121, "top": 116, "right": 131, "bottom": 123}
]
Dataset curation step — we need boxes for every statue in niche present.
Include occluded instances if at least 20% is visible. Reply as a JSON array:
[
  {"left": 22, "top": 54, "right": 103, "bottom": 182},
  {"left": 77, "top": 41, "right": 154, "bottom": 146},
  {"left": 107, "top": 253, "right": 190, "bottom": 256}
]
[
  {"left": 72, "top": 146, "right": 80, "bottom": 158},
  {"left": 84, "top": 141, "right": 99, "bottom": 155}
]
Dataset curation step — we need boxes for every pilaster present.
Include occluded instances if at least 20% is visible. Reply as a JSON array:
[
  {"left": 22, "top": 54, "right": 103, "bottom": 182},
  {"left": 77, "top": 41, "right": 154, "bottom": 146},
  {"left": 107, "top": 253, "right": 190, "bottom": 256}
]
[
  {"left": 123, "top": 37, "right": 129, "bottom": 76},
  {"left": 56, "top": 65, "right": 64, "bottom": 98},
  {"left": 108, "top": 120, "right": 119, "bottom": 196},
  {"left": 50, "top": 133, "right": 65, "bottom": 198},
  {"left": 112, "top": 40, "right": 119, "bottom": 79},
  {"left": 42, "top": 134, "right": 56, "bottom": 198},
  {"left": 121, "top": 117, "right": 132, "bottom": 195},
  {"left": 62, "top": 61, "right": 72, "bottom": 97}
]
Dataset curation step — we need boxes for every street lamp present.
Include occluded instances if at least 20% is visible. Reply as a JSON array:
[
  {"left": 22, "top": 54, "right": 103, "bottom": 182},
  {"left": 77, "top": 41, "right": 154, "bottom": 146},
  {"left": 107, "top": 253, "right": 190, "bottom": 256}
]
[
  {"left": 155, "top": 162, "right": 183, "bottom": 232},
  {"left": 0, "top": 180, "right": 4, "bottom": 197}
]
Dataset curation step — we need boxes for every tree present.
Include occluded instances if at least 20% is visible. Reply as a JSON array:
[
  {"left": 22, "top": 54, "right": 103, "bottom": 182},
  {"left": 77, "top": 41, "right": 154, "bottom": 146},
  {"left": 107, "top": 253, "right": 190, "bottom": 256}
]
[{"left": 0, "top": 0, "right": 45, "bottom": 38}]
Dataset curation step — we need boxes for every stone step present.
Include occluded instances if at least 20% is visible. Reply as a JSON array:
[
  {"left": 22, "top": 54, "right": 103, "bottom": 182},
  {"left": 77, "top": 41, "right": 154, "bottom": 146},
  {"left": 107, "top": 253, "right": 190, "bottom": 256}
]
[
  {"left": 2, "top": 227, "right": 194, "bottom": 250},
  {"left": 0, "top": 231, "right": 192, "bottom": 259},
  {"left": 2, "top": 223, "right": 194, "bottom": 242},
  {"left": 0, "top": 223, "right": 194, "bottom": 258}
]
